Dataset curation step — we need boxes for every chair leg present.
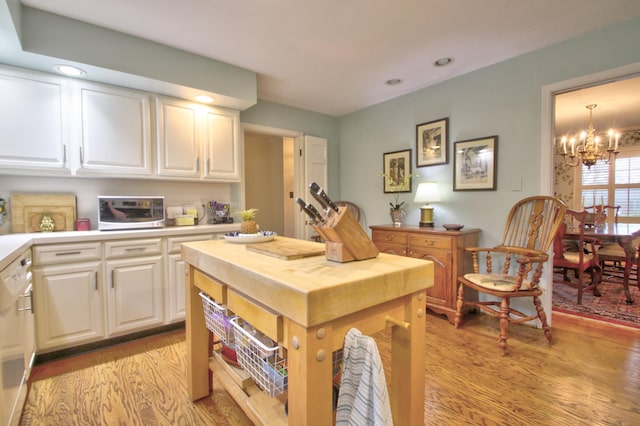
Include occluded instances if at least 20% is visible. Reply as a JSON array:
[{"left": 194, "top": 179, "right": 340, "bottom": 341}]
[
  {"left": 499, "top": 297, "right": 509, "bottom": 356},
  {"left": 454, "top": 283, "right": 464, "bottom": 329},
  {"left": 533, "top": 295, "right": 552, "bottom": 345},
  {"left": 590, "top": 265, "right": 602, "bottom": 297}
]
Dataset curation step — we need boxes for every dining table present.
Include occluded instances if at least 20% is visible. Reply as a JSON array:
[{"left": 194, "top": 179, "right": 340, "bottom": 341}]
[{"left": 570, "top": 223, "right": 640, "bottom": 304}]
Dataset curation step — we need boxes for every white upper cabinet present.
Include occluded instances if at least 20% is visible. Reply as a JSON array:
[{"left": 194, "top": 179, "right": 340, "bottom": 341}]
[
  {"left": 0, "top": 65, "right": 240, "bottom": 182},
  {"left": 202, "top": 107, "right": 240, "bottom": 181},
  {"left": 155, "top": 97, "right": 201, "bottom": 178},
  {"left": 0, "top": 67, "right": 71, "bottom": 175},
  {"left": 75, "top": 82, "right": 153, "bottom": 176},
  {"left": 155, "top": 96, "right": 240, "bottom": 181}
]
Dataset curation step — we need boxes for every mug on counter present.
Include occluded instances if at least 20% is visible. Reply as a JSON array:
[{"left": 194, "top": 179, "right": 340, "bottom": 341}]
[{"left": 75, "top": 218, "right": 91, "bottom": 231}]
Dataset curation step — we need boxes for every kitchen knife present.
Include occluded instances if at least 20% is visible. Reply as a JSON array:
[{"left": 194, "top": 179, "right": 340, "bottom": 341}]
[
  {"left": 306, "top": 203, "right": 325, "bottom": 223},
  {"left": 309, "top": 182, "right": 339, "bottom": 213},
  {"left": 295, "top": 197, "right": 320, "bottom": 223}
]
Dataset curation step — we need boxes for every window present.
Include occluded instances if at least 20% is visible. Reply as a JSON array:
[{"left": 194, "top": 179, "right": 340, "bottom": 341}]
[{"left": 577, "top": 146, "right": 640, "bottom": 223}]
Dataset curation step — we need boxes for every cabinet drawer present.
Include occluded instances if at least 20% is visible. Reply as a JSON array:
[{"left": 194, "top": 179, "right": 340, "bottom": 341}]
[
  {"left": 33, "top": 242, "right": 102, "bottom": 265},
  {"left": 167, "top": 234, "right": 212, "bottom": 254},
  {"left": 227, "top": 289, "right": 282, "bottom": 342},
  {"left": 104, "top": 239, "right": 162, "bottom": 259},
  {"left": 194, "top": 269, "right": 227, "bottom": 304},
  {"left": 408, "top": 234, "right": 452, "bottom": 250},
  {"left": 371, "top": 230, "right": 407, "bottom": 245}
]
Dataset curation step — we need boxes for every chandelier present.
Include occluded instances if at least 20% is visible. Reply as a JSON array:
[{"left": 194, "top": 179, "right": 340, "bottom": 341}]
[{"left": 558, "top": 104, "right": 620, "bottom": 169}]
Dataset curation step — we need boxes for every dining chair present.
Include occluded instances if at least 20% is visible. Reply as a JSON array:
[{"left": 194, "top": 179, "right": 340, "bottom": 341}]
[
  {"left": 583, "top": 204, "right": 620, "bottom": 226},
  {"left": 552, "top": 209, "right": 603, "bottom": 305},
  {"left": 454, "top": 196, "right": 567, "bottom": 356}
]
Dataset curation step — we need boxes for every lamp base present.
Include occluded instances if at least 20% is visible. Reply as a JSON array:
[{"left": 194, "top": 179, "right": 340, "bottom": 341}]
[{"left": 419, "top": 205, "right": 435, "bottom": 228}]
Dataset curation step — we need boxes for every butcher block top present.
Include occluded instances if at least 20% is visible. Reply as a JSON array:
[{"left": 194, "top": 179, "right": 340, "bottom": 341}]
[{"left": 181, "top": 236, "right": 433, "bottom": 327}]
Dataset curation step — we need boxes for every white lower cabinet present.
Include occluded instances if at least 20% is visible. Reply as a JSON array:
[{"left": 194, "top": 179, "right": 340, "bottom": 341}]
[
  {"left": 31, "top": 232, "right": 220, "bottom": 353},
  {"left": 32, "top": 243, "right": 105, "bottom": 352},
  {"left": 166, "top": 235, "right": 213, "bottom": 322},
  {"left": 104, "top": 239, "right": 163, "bottom": 336}
]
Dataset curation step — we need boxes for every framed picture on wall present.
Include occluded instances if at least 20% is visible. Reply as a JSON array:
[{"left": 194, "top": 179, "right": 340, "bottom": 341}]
[
  {"left": 453, "top": 135, "right": 498, "bottom": 191},
  {"left": 383, "top": 149, "right": 412, "bottom": 193},
  {"left": 416, "top": 117, "right": 448, "bottom": 167}
]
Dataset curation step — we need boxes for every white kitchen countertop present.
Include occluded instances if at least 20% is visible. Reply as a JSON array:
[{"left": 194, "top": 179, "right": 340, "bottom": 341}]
[{"left": 0, "top": 223, "right": 240, "bottom": 271}]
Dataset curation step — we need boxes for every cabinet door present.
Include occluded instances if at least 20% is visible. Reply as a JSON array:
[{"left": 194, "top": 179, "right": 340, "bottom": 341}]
[
  {"left": 76, "top": 82, "right": 152, "bottom": 176},
  {"left": 33, "top": 261, "right": 104, "bottom": 351},
  {"left": 0, "top": 67, "right": 70, "bottom": 174},
  {"left": 155, "top": 97, "right": 201, "bottom": 178},
  {"left": 409, "top": 248, "right": 452, "bottom": 306},
  {"left": 202, "top": 107, "right": 240, "bottom": 181},
  {"left": 166, "top": 235, "right": 212, "bottom": 323},
  {"left": 106, "top": 256, "right": 163, "bottom": 336}
]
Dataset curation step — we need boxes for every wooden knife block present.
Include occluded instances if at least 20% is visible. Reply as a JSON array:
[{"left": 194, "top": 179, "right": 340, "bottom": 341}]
[{"left": 313, "top": 207, "right": 379, "bottom": 262}]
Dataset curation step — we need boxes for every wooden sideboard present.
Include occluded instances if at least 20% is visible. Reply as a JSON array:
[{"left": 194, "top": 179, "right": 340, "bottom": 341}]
[{"left": 370, "top": 225, "right": 480, "bottom": 323}]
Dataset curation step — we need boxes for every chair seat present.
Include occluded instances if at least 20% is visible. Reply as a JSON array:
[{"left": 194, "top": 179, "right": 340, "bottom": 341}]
[
  {"left": 464, "top": 273, "right": 533, "bottom": 291},
  {"left": 555, "top": 252, "right": 598, "bottom": 270}
]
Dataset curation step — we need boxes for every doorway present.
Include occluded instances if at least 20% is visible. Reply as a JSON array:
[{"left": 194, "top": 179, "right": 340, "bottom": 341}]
[
  {"left": 243, "top": 130, "right": 296, "bottom": 237},
  {"left": 546, "top": 69, "right": 640, "bottom": 327}
]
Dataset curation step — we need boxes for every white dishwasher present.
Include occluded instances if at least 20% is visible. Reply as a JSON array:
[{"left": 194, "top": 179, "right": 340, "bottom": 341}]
[{"left": 0, "top": 249, "right": 33, "bottom": 426}]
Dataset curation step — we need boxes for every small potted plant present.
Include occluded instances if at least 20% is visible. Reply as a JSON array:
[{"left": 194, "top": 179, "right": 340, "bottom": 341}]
[{"left": 238, "top": 208, "right": 259, "bottom": 234}]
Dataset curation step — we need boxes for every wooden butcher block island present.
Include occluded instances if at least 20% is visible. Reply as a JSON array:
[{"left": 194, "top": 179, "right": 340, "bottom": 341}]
[{"left": 182, "top": 236, "right": 433, "bottom": 425}]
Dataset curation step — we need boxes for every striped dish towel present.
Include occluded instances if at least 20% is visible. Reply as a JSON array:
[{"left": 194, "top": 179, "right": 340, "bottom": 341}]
[{"left": 336, "top": 328, "right": 392, "bottom": 425}]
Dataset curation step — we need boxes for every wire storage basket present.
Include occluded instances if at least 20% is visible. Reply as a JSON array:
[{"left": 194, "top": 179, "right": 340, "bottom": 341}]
[
  {"left": 199, "top": 292, "right": 235, "bottom": 347},
  {"left": 229, "top": 317, "right": 288, "bottom": 397}
]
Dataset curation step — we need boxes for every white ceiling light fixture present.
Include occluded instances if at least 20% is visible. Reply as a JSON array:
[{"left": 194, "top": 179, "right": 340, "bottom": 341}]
[
  {"left": 53, "top": 64, "right": 86, "bottom": 77},
  {"left": 385, "top": 78, "right": 403, "bottom": 86},
  {"left": 434, "top": 57, "right": 454, "bottom": 67},
  {"left": 195, "top": 95, "right": 214, "bottom": 103}
]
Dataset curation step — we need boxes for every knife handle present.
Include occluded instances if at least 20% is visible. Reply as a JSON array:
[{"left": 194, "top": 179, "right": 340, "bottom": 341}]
[
  {"left": 306, "top": 203, "right": 325, "bottom": 223},
  {"left": 295, "top": 197, "right": 318, "bottom": 223}
]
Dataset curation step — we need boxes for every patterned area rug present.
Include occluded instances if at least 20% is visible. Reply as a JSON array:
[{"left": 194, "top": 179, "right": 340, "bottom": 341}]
[{"left": 552, "top": 271, "right": 640, "bottom": 329}]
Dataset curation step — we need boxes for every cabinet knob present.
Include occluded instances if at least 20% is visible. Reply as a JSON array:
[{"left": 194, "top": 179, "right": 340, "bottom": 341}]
[{"left": 385, "top": 235, "right": 394, "bottom": 241}]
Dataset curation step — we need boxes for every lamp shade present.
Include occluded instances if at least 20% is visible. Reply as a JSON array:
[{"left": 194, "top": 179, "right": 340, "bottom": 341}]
[{"left": 414, "top": 182, "right": 441, "bottom": 203}]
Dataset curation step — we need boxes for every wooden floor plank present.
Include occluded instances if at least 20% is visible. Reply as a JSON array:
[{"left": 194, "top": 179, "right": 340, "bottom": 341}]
[{"left": 20, "top": 312, "right": 640, "bottom": 425}]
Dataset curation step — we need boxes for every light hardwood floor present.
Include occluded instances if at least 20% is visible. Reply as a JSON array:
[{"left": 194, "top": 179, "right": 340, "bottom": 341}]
[{"left": 20, "top": 312, "right": 640, "bottom": 425}]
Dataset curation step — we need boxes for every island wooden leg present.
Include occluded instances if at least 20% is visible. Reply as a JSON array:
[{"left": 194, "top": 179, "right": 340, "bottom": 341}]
[
  {"left": 286, "top": 320, "right": 334, "bottom": 425},
  {"left": 391, "top": 291, "right": 426, "bottom": 426},
  {"left": 185, "top": 265, "right": 211, "bottom": 401}
]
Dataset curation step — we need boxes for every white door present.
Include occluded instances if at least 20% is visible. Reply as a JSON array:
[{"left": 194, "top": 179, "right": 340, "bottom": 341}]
[{"left": 301, "top": 135, "right": 328, "bottom": 240}]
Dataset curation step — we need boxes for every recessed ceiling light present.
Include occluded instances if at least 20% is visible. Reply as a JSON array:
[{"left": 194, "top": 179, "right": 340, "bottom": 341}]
[
  {"left": 434, "top": 57, "right": 454, "bottom": 67},
  {"left": 385, "top": 78, "right": 403, "bottom": 86},
  {"left": 53, "top": 64, "right": 86, "bottom": 77},
  {"left": 195, "top": 95, "right": 214, "bottom": 103}
]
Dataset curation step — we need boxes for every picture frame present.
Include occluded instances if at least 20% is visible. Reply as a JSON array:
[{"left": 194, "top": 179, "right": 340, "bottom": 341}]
[
  {"left": 383, "top": 149, "right": 412, "bottom": 193},
  {"left": 453, "top": 135, "right": 498, "bottom": 191},
  {"left": 416, "top": 117, "right": 448, "bottom": 167}
]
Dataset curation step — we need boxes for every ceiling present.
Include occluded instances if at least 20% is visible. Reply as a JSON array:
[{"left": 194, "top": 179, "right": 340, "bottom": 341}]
[{"left": 14, "top": 0, "right": 640, "bottom": 118}]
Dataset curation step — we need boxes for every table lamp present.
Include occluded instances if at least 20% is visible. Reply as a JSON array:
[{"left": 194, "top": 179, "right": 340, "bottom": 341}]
[{"left": 414, "top": 182, "right": 441, "bottom": 227}]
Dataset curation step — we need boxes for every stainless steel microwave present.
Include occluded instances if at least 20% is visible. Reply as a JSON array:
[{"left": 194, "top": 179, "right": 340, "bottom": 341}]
[{"left": 98, "top": 196, "right": 165, "bottom": 230}]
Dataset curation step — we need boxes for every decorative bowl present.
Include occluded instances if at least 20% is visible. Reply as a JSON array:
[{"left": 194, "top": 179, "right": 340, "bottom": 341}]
[{"left": 443, "top": 224, "right": 464, "bottom": 231}]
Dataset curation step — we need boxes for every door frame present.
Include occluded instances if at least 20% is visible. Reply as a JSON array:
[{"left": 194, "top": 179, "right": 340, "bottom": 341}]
[
  {"left": 241, "top": 123, "right": 305, "bottom": 239},
  {"left": 540, "top": 61, "right": 640, "bottom": 324}
]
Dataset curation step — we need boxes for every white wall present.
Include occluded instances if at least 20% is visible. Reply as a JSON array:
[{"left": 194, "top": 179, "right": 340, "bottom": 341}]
[
  {"left": 337, "top": 16, "right": 640, "bottom": 320},
  {"left": 0, "top": 175, "right": 231, "bottom": 231}
]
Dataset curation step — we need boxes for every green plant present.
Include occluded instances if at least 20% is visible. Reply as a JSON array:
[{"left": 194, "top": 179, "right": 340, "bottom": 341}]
[
  {"left": 380, "top": 172, "right": 418, "bottom": 211},
  {"left": 238, "top": 208, "right": 258, "bottom": 221}
]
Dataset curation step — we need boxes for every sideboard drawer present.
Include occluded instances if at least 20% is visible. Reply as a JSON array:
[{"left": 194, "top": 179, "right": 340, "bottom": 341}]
[
  {"left": 408, "top": 234, "right": 452, "bottom": 250},
  {"left": 372, "top": 230, "right": 408, "bottom": 245}
]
